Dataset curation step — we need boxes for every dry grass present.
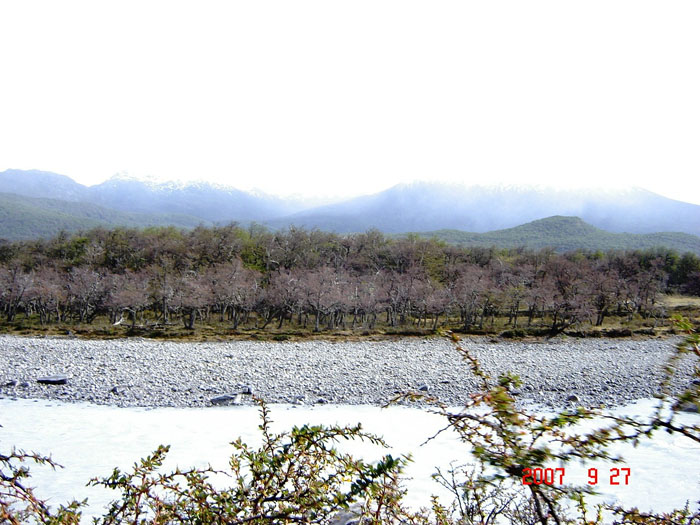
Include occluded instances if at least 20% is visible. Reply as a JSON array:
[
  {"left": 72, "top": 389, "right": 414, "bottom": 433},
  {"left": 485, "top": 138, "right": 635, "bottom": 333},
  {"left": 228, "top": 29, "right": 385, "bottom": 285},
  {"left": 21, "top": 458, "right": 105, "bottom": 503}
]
[
  {"left": 658, "top": 294, "right": 700, "bottom": 308},
  {"left": 2, "top": 302, "right": 699, "bottom": 342}
]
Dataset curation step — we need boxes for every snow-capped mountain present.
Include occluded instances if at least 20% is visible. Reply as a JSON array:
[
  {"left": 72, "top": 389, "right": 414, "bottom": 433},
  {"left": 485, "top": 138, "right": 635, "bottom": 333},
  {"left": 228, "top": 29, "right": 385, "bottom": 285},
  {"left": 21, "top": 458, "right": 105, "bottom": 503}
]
[
  {"left": 1, "top": 170, "right": 699, "bottom": 237},
  {"left": 0, "top": 170, "right": 306, "bottom": 223}
]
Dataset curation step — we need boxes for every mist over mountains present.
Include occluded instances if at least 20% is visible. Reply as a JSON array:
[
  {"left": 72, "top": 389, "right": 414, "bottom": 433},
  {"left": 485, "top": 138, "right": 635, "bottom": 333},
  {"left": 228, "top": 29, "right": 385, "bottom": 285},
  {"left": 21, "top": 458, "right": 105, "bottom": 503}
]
[
  {"left": 268, "top": 181, "right": 700, "bottom": 236},
  {"left": 1, "top": 169, "right": 699, "bottom": 253}
]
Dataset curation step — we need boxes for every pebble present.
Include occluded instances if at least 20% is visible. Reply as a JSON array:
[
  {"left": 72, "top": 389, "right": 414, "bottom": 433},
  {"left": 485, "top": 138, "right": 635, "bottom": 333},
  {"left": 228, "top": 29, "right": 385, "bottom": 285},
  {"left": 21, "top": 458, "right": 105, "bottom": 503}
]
[{"left": 0, "top": 335, "right": 695, "bottom": 409}]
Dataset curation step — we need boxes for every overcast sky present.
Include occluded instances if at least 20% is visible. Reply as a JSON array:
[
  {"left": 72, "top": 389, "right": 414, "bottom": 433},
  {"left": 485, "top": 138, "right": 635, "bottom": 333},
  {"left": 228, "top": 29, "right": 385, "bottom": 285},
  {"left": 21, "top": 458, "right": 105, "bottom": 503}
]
[{"left": 1, "top": 1, "right": 699, "bottom": 204}]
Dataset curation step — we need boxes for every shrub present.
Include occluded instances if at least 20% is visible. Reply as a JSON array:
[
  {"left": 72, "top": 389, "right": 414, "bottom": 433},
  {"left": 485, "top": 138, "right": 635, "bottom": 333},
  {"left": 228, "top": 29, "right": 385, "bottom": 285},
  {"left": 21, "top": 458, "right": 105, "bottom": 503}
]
[{"left": 413, "top": 319, "right": 700, "bottom": 524}]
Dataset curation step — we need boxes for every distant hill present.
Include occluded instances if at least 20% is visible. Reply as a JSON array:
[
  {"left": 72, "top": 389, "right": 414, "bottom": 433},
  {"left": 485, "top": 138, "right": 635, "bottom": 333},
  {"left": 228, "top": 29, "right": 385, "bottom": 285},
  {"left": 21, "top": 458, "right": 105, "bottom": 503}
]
[
  {"left": 268, "top": 182, "right": 700, "bottom": 236},
  {"left": 0, "top": 169, "right": 88, "bottom": 201},
  {"left": 416, "top": 216, "right": 700, "bottom": 255},
  {"left": 0, "top": 193, "right": 208, "bottom": 240}
]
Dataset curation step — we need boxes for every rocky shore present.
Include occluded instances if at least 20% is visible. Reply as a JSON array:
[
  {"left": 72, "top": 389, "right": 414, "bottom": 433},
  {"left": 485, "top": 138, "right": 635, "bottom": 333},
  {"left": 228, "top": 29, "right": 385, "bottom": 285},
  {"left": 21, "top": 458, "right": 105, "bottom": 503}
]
[{"left": 0, "top": 335, "right": 696, "bottom": 409}]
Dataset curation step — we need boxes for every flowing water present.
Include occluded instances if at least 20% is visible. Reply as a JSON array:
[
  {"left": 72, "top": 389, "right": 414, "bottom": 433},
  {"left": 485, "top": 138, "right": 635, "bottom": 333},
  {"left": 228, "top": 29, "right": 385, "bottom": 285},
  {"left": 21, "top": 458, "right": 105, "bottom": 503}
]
[{"left": 1, "top": 398, "right": 698, "bottom": 521}]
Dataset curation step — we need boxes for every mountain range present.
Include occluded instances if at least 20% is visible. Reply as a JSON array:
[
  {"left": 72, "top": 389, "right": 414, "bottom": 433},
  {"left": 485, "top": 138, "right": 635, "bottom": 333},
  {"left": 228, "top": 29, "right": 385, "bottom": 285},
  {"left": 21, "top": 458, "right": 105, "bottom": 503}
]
[
  {"left": 0, "top": 170, "right": 305, "bottom": 223},
  {"left": 1, "top": 169, "right": 699, "bottom": 254},
  {"left": 267, "top": 182, "right": 700, "bottom": 236}
]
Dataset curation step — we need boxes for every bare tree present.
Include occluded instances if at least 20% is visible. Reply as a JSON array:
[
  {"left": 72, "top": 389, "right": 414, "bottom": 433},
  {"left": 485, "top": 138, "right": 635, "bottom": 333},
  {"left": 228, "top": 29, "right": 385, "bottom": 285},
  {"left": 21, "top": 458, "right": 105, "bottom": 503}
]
[
  {"left": 147, "top": 258, "right": 177, "bottom": 324},
  {"left": 347, "top": 273, "right": 383, "bottom": 329},
  {"left": 0, "top": 264, "right": 33, "bottom": 322},
  {"left": 263, "top": 269, "right": 304, "bottom": 329},
  {"left": 27, "top": 267, "right": 68, "bottom": 324},
  {"left": 540, "top": 258, "right": 593, "bottom": 335},
  {"left": 587, "top": 261, "right": 619, "bottom": 326},
  {"left": 452, "top": 264, "right": 491, "bottom": 330},
  {"left": 172, "top": 270, "right": 210, "bottom": 330},
  {"left": 107, "top": 271, "right": 151, "bottom": 330},
  {"left": 66, "top": 267, "right": 108, "bottom": 323},
  {"left": 204, "top": 260, "right": 261, "bottom": 329},
  {"left": 300, "top": 266, "right": 345, "bottom": 332}
]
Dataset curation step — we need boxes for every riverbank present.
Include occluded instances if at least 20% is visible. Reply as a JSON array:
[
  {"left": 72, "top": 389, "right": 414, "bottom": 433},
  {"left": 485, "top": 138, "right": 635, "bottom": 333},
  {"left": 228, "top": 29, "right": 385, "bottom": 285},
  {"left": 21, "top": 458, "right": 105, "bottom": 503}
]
[{"left": 0, "top": 335, "right": 695, "bottom": 409}]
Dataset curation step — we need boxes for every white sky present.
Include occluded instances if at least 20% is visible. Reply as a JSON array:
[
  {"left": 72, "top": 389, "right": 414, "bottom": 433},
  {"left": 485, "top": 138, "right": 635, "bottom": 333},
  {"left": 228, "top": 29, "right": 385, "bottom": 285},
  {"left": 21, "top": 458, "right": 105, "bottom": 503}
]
[{"left": 1, "top": 1, "right": 699, "bottom": 204}]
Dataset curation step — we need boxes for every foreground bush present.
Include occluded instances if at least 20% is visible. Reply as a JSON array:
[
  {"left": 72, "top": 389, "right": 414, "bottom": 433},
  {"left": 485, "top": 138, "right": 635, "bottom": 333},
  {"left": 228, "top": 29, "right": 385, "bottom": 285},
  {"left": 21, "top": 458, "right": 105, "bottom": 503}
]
[
  {"left": 1, "top": 402, "right": 421, "bottom": 524},
  {"left": 2, "top": 317, "right": 699, "bottom": 524}
]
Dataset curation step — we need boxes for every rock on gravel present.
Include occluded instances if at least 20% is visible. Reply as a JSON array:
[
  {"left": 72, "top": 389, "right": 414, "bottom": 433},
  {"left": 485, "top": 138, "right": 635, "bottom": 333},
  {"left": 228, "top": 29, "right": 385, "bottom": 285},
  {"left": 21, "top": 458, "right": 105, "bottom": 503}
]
[
  {"left": 210, "top": 393, "right": 243, "bottom": 406},
  {"left": 0, "top": 335, "right": 695, "bottom": 409},
  {"left": 36, "top": 374, "right": 69, "bottom": 385}
]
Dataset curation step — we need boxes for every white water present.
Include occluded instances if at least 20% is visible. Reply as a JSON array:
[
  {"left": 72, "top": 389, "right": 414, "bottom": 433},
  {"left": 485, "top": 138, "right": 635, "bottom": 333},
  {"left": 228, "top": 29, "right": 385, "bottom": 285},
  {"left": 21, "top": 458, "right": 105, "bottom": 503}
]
[{"left": 1, "top": 398, "right": 698, "bottom": 521}]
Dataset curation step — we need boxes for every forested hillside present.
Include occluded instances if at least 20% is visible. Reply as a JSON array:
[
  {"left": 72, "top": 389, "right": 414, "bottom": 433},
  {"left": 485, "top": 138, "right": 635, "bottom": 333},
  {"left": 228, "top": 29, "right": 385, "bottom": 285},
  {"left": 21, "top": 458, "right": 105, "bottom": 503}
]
[
  {"left": 0, "top": 193, "right": 208, "bottom": 240},
  {"left": 1, "top": 224, "right": 699, "bottom": 338},
  {"left": 418, "top": 216, "right": 700, "bottom": 255}
]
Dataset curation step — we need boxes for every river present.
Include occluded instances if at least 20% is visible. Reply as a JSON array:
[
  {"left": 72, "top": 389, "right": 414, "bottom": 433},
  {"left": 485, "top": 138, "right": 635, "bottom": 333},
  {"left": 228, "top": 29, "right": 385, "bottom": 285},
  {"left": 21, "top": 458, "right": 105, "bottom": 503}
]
[{"left": 1, "top": 397, "right": 698, "bottom": 521}]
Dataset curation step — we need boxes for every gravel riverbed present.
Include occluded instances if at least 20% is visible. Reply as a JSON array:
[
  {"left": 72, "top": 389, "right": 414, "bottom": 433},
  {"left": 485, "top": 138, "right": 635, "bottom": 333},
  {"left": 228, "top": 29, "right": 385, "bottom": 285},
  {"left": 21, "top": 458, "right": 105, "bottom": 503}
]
[{"left": 0, "top": 335, "right": 696, "bottom": 409}]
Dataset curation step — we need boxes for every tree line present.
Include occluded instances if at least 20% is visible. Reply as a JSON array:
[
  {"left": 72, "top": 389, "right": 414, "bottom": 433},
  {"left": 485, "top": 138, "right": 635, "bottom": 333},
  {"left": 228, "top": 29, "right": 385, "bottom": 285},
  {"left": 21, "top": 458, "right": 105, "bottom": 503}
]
[{"left": 1, "top": 224, "right": 699, "bottom": 334}]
